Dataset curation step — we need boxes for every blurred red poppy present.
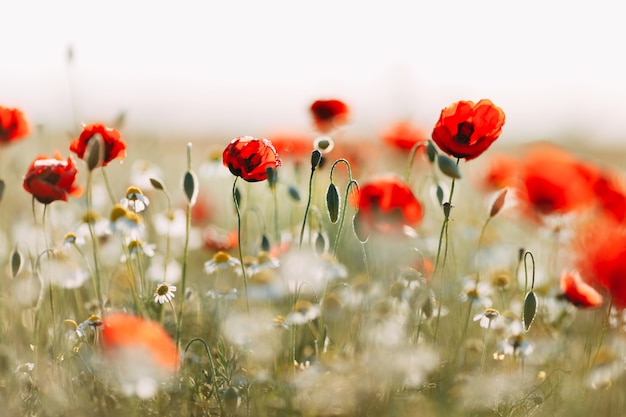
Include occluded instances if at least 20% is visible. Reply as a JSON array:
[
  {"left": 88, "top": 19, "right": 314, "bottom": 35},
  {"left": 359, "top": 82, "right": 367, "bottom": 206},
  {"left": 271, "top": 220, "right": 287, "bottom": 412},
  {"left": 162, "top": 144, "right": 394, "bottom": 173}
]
[
  {"left": 431, "top": 99, "right": 505, "bottom": 160},
  {"left": 381, "top": 121, "right": 427, "bottom": 151},
  {"left": 560, "top": 270, "right": 603, "bottom": 308},
  {"left": 480, "top": 153, "right": 520, "bottom": 192},
  {"left": 310, "top": 99, "right": 350, "bottom": 133},
  {"left": 102, "top": 312, "right": 179, "bottom": 373},
  {"left": 577, "top": 221, "right": 626, "bottom": 307},
  {"left": 352, "top": 175, "right": 423, "bottom": 234},
  {"left": 70, "top": 123, "right": 126, "bottom": 166},
  {"left": 593, "top": 170, "right": 626, "bottom": 223},
  {"left": 23, "top": 151, "right": 82, "bottom": 204},
  {"left": 223, "top": 136, "right": 281, "bottom": 182},
  {"left": 0, "top": 106, "right": 29, "bottom": 144},
  {"left": 267, "top": 132, "right": 313, "bottom": 163},
  {"left": 517, "top": 145, "right": 598, "bottom": 217}
]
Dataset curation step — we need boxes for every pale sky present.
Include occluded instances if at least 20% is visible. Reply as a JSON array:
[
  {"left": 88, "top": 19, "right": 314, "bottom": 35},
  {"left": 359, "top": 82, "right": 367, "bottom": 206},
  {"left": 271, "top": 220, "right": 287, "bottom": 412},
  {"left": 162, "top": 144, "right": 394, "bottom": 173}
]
[{"left": 2, "top": 0, "right": 626, "bottom": 144}]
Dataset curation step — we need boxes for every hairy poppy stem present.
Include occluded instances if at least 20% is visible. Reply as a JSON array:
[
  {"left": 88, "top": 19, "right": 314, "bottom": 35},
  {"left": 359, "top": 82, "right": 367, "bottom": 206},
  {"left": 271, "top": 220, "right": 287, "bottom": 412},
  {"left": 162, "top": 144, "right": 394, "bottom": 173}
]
[
  {"left": 176, "top": 145, "right": 195, "bottom": 348},
  {"left": 85, "top": 171, "right": 104, "bottom": 313},
  {"left": 184, "top": 338, "right": 225, "bottom": 415},
  {"left": 329, "top": 159, "right": 358, "bottom": 257},
  {"left": 432, "top": 158, "right": 460, "bottom": 342},
  {"left": 590, "top": 296, "right": 613, "bottom": 370},
  {"left": 233, "top": 177, "right": 250, "bottom": 315},
  {"left": 299, "top": 161, "right": 318, "bottom": 252}
]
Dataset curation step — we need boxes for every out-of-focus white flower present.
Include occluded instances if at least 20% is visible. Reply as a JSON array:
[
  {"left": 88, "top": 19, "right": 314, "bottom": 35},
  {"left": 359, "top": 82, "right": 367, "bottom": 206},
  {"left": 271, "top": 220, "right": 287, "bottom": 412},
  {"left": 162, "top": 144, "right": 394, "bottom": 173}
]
[
  {"left": 204, "top": 251, "right": 241, "bottom": 274},
  {"left": 130, "top": 160, "right": 163, "bottom": 191},
  {"left": 154, "top": 283, "right": 177, "bottom": 304},
  {"left": 120, "top": 186, "right": 150, "bottom": 213},
  {"left": 286, "top": 300, "right": 321, "bottom": 325}
]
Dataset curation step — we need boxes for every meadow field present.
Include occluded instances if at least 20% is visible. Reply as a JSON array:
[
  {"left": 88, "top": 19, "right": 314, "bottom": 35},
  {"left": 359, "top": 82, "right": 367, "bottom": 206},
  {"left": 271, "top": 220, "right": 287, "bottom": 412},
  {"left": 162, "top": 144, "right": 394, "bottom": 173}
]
[{"left": 1, "top": 99, "right": 626, "bottom": 417}]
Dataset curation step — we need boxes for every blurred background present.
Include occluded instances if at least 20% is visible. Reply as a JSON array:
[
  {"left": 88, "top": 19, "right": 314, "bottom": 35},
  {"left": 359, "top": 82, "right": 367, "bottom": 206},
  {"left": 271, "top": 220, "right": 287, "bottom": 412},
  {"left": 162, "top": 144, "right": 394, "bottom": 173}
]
[{"left": 2, "top": 0, "right": 625, "bottom": 146}]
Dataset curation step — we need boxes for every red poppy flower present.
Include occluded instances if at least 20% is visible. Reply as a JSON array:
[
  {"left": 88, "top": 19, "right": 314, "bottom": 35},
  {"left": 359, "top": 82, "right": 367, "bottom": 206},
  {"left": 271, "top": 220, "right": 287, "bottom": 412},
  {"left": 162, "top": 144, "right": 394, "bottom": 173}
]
[
  {"left": 222, "top": 136, "right": 281, "bottom": 182},
  {"left": 69, "top": 123, "right": 126, "bottom": 166},
  {"left": 0, "top": 106, "right": 29, "bottom": 144},
  {"left": 23, "top": 151, "right": 82, "bottom": 204},
  {"left": 517, "top": 145, "right": 598, "bottom": 217},
  {"left": 560, "top": 270, "right": 603, "bottom": 308},
  {"left": 381, "top": 121, "right": 427, "bottom": 151},
  {"left": 351, "top": 175, "right": 423, "bottom": 234},
  {"left": 310, "top": 99, "right": 350, "bottom": 133},
  {"left": 102, "top": 312, "right": 179, "bottom": 373},
  {"left": 577, "top": 221, "right": 626, "bottom": 307},
  {"left": 431, "top": 99, "right": 505, "bottom": 160}
]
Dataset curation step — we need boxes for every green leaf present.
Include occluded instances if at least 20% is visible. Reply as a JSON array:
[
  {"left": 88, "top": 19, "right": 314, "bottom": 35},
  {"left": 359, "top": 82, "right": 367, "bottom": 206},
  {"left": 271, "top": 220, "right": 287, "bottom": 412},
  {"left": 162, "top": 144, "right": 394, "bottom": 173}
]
[
  {"left": 326, "top": 183, "right": 340, "bottom": 224},
  {"left": 437, "top": 155, "right": 461, "bottom": 179},
  {"left": 523, "top": 291, "right": 537, "bottom": 331}
]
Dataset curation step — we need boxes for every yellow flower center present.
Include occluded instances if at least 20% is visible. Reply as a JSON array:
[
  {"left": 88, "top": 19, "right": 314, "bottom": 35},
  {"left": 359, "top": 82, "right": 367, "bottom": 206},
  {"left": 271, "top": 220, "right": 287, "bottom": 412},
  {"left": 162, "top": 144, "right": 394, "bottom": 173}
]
[{"left": 214, "top": 251, "right": 231, "bottom": 264}]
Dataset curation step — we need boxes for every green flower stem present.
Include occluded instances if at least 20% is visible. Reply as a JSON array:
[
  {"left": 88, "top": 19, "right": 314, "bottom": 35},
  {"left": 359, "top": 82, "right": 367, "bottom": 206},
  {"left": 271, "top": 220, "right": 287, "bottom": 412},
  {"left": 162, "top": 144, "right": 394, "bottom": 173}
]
[
  {"left": 184, "top": 338, "right": 225, "bottom": 415},
  {"left": 41, "top": 204, "right": 56, "bottom": 327},
  {"left": 404, "top": 141, "right": 426, "bottom": 183},
  {"left": 299, "top": 161, "right": 319, "bottom": 251},
  {"left": 175, "top": 175, "right": 194, "bottom": 348},
  {"left": 85, "top": 171, "right": 104, "bottom": 312},
  {"left": 101, "top": 167, "right": 117, "bottom": 205},
  {"left": 329, "top": 158, "right": 357, "bottom": 257},
  {"left": 272, "top": 183, "right": 280, "bottom": 243},
  {"left": 590, "top": 296, "right": 613, "bottom": 370},
  {"left": 480, "top": 320, "right": 493, "bottom": 374},
  {"left": 475, "top": 217, "right": 492, "bottom": 285},
  {"left": 233, "top": 177, "right": 250, "bottom": 315},
  {"left": 432, "top": 158, "right": 460, "bottom": 343}
]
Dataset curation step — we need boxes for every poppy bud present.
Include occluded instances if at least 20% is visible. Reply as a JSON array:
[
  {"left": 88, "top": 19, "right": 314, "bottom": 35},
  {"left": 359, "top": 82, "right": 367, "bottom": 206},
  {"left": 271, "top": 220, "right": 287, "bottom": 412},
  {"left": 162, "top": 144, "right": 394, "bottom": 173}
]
[
  {"left": 326, "top": 183, "right": 340, "bottom": 224},
  {"left": 311, "top": 149, "right": 322, "bottom": 169},
  {"left": 0, "top": 179, "right": 5, "bottom": 203},
  {"left": 489, "top": 188, "right": 508, "bottom": 218},
  {"left": 287, "top": 185, "right": 301, "bottom": 202},
  {"left": 523, "top": 291, "right": 537, "bottom": 331},
  {"left": 183, "top": 171, "right": 198, "bottom": 206},
  {"left": 261, "top": 234, "right": 271, "bottom": 252},
  {"left": 426, "top": 140, "right": 438, "bottom": 163},
  {"left": 149, "top": 178, "right": 165, "bottom": 191},
  {"left": 353, "top": 211, "right": 370, "bottom": 243},
  {"left": 85, "top": 133, "right": 103, "bottom": 171},
  {"left": 11, "top": 246, "right": 23, "bottom": 278},
  {"left": 437, "top": 154, "right": 462, "bottom": 179}
]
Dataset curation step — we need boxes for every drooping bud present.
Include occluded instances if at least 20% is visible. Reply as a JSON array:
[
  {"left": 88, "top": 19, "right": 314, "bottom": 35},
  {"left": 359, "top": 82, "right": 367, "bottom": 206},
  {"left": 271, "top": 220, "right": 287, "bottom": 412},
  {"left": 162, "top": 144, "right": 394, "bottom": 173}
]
[
  {"left": 523, "top": 291, "right": 537, "bottom": 331},
  {"left": 437, "top": 154, "right": 461, "bottom": 179},
  {"left": 11, "top": 246, "right": 23, "bottom": 278},
  {"left": 489, "top": 188, "right": 508, "bottom": 218},
  {"left": 326, "top": 183, "right": 340, "bottom": 224}
]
